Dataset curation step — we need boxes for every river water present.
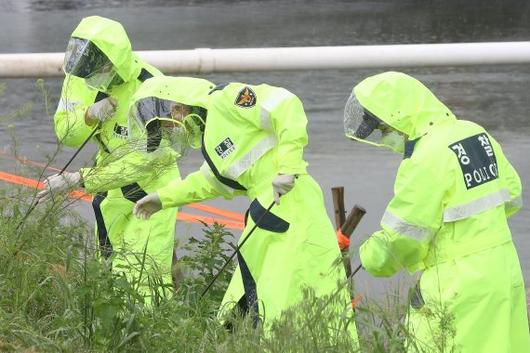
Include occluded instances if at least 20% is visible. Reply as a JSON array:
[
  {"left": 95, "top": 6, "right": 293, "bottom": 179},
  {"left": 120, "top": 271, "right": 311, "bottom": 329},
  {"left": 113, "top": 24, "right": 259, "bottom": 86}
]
[{"left": 0, "top": 0, "right": 529, "bottom": 296}]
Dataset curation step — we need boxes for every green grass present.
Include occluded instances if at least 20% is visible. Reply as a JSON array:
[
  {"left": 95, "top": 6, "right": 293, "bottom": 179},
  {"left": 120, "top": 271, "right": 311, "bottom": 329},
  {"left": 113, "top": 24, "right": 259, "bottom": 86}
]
[{"left": 0, "top": 185, "right": 462, "bottom": 353}]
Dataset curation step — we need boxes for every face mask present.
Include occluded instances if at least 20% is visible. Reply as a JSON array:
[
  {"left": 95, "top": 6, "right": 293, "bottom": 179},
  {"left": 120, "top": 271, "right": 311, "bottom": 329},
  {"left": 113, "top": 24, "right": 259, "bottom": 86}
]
[
  {"left": 182, "top": 113, "right": 205, "bottom": 149},
  {"left": 381, "top": 130, "right": 405, "bottom": 154},
  {"left": 160, "top": 122, "right": 188, "bottom": 157},
  {"left": 85, "top": 69, "right": 118, "bottom": 92}
]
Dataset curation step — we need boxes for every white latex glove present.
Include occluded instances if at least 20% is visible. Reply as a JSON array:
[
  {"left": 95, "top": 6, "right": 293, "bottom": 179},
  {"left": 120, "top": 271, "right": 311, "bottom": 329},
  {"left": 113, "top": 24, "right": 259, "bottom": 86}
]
[
  {"left": 272, "top": 174, "right": 296, "bottom": 205},
  {"left": 86, "top": 97, "right": 117, "bottom": 123},
  {"left": 133, "top": 192, "right": 162, "bottom": 220},
  {"left": 36, "top": 171, "right": 81, "bottom": 203}
]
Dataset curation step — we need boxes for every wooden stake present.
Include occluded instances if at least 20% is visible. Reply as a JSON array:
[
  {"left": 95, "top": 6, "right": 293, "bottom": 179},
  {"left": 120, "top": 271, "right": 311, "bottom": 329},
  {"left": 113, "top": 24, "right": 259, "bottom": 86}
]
[
  {"left": 341, "top": 205, "right": 366, "bottom": 237},
  {"left": 331, "top": 186, "right": 346, "bottom": 229},
  {"left": 340, "top": 205, "right": 366, "bottom": 278}
]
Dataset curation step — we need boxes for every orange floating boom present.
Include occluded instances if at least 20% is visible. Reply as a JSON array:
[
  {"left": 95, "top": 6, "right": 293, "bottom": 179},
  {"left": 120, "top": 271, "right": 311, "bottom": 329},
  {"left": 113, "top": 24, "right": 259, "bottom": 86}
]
[{"left": 0, "top": 170, "right": 244, "bottom": 230}]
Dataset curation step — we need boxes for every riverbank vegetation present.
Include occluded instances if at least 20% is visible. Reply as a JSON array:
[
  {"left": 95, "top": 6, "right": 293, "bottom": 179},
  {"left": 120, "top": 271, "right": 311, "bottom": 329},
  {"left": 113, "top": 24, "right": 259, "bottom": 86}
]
[{"left": 0, "top": 185, "right": 460, "bottom": 353}]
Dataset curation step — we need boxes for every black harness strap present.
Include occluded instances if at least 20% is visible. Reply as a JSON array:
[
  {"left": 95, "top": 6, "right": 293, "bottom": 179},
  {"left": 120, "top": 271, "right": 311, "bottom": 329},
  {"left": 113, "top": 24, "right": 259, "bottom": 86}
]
[
  {"left": 121, "top": 182, "right": 148, "bottom": 203},
  {"left": 137, "top": 68, "right": 154, "bottom": 82},
  {"left": 404, "top": 139, "right": 419, "bottom": 159},
  {"left": 92, "top": 191, "right": 112, "bottom": 258},
  {"left": 208, "top": 82, "right": 229, "bottom": 95},
  {"left": 237, "top": 251, "right": 261, "bottom": 328},
  {"left": 201, "top": 135, "right": 247, "bottom": 191}
]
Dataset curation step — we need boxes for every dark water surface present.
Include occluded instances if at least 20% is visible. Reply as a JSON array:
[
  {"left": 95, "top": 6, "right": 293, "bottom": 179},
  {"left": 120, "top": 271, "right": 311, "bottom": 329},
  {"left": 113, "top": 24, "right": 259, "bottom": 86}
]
[{"left": 1, "top": 1, "right": 529, "bottom": 294}]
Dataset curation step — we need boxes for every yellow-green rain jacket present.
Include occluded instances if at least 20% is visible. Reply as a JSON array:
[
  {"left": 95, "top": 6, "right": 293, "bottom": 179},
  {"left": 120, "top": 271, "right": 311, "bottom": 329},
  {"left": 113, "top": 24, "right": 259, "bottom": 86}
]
[
  {"left": 354, "top": 72, "right": 529, "bottom": 352},
  {"left": 139, "top": 76, "right": 358, "bottom": 340},
  {"left": 54, "top": 16, "right": 180, "bottom": 301}
]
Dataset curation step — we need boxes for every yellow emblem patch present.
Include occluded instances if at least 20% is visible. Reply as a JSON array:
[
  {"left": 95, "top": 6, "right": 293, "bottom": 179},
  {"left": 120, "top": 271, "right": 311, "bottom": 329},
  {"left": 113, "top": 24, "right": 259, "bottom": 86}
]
[{"left": 235, "top": 86, "right": 257, "bottom": 108}]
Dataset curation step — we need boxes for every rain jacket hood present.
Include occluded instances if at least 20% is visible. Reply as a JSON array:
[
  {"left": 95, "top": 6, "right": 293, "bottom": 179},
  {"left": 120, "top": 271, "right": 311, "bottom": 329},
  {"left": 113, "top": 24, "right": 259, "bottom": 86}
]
[
  {"left": 133, "top": 76, "right": 214, "bottom": 110},
  {"left": 71, "top": 16, "right": 137, "bottom": 82},
  {"left": 354, "top": 71, "right": 456, "bottom": 140}
]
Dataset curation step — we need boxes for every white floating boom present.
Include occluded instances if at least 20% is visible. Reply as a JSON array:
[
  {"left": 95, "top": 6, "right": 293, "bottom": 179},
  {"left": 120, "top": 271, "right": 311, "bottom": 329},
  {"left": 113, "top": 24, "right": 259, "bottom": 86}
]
[{"left": 1, "top": 42, "right": 530, "bottom": 78}]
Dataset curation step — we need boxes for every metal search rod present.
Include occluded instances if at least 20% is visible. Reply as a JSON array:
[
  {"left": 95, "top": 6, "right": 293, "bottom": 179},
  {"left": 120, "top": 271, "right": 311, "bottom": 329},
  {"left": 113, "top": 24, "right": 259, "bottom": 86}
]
[
  {"left": 200, "top": 201, "right": 275, "bottom": 299},
  {"left": 2, "top": 42, "right": 530, "bottom": 78},
  {"left": 14, "top": 126, "right": 99, "bottom": 232}
]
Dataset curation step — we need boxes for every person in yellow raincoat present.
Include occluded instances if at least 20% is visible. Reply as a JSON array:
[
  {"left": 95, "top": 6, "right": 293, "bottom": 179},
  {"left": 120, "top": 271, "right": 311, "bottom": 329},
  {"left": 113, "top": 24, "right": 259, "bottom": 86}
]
[
  {"left": 344, "top": 71, "right": 529, "bottom": 352},
  {"left": 37, "top": 16, "right": 180, "bottom": 303},
  {"left": 130, "top": 76, "right": 358, "bottom": 342}
]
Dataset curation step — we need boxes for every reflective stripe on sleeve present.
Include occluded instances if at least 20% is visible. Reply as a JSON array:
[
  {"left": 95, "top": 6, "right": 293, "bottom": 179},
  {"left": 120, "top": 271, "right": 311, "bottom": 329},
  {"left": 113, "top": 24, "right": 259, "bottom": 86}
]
[
  {"left": 506, "top": 195, "right": 523, "bottom": 210},
  {"left": 443, "top": 188, "right": 511, "bottom": 222},
  {"left": 225, "top": 135, "right": 277, "bottom": 180},
  {"left": 260, "top": 88, "right": 294, "bottom": 131},
  {"left": 56, "top": 97, "right": 81, "bottom": 113},
  {"left": 200, "top": 161, "right": 235, "bottom": 196},
  {"left": 381, "top": 210, "right": 432, "bottom": 240}
]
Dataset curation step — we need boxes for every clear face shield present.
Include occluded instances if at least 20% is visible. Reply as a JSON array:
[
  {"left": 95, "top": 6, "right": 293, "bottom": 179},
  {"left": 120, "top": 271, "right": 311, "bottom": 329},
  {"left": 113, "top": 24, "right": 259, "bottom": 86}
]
[
  {"left": 63, "top": 37, "right": 120, "bottom": 92},
  {"left": 343, "top": 94, "right": 406, "bottom": 154},
  {"left": 129, "top": 96, "right": 205, "bottom": 155}
]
